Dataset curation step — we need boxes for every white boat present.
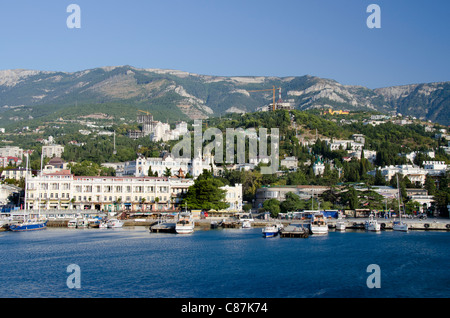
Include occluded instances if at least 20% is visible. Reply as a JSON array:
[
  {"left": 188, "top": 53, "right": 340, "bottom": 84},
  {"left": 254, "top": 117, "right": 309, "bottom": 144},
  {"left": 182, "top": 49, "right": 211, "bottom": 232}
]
[
  {"left": 393, "top": 220, "right": 408, "bottom": 232},
  {"left": 393, "top": 174, "right": 409, "bottom": 232},
  {"left": 262, "top": 223, "right": 283, "bottom": 238},
  {"left": 365, "top": 214, "right": 381, "bottom": 232},
  {"left": 175, "top": 213, "right": 195, "bottom": 234},
  {"left": 78, "top": 218, "right": 89, "bottom": 228},
  {"left": 335, "top": 211, "right": 346, "bottom": 231},
  {"left": 9, "top": 155, "right": 47, "bottom": 232},
  {"left": 241, "top": 220, "right": 252, "bottom": 228},
  {"left": 310, "top": 213, "right": 328, "bottom": 234},
  {"left": 99, "top": 222, "right": 108, "bottom": 229},
  {"left": 107, "top": 218, "right": 124, "bottom": 228},
  {"left": 67, "top": 219, "right": 78, "bottom": 228}
]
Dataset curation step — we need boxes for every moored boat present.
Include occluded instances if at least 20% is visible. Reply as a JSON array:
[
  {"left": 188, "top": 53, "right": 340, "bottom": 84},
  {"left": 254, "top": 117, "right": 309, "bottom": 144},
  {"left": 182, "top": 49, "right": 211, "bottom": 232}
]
[
  {"left": 393, "top": 174, "right": 409, "bottom": 232},
  {"left": 67, "top": 219, "right": 78, "bottom": 228},
  {"left": 9, "top": 220, "right": 48, "bottom": 232},
  {"left": 310, "top": 213, "right": 328, "bottom": 234},
  {"left": 365, "top": 214, "right": 381, "bottom": 232},
  {"left": 241, "top": 220, "right": 252, "bottom": 228},
  {"left": 335, "top": 212, "right": 346, "bottom": 231},
  {"left": 262, "top": 223, "right": 283, "bottom": 238},
  {"left": 107, "top": 218, "right": 124, "bottom": 228},
  {"left": 175, "top": 214, "right": 195, "bottom": 234},
  {"left": 9, "top": 155, "right": 48, "bottom": 232}
]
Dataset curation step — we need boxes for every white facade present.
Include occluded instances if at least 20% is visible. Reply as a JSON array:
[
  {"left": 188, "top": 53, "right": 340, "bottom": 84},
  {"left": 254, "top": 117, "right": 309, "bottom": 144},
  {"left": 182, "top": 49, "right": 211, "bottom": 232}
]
[
  {"left": 313, "top": 158, "right": 325, "bottom": 176},
  {"left": 368, "top": 165, "right": 428, "bottom": 185},
  {"left": 120, "top": 154, "right": 215, "bottom": 178},
  {"left": 151, "top": 122, "right": 171, "bottom": 142},
  {"left": 0, "top": 146, "right": 23, "bottom": 159},
  {"left": 422, "top": 161, "right": 447, "bottom": 173},
  {"left": 25, "top": 171, "right": 194, "bottom": 211},
  {"left": 280, "top": 156, "right": 298, "bottom": 170},
  {"left": 327, "top": 140, "right": 364, "bottom": 151},
  {"left": 42, "top": 144, "right": 64, "bottom": 158},
  {"left": 220, "top": 183, "right": 243, "bottom": 212}
]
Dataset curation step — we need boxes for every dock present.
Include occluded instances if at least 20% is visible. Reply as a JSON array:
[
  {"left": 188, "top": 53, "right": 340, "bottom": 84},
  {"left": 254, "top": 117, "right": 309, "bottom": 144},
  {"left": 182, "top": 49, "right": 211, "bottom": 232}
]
[{"left": 280, "top": 223, "right": 310, "bottom": 238}]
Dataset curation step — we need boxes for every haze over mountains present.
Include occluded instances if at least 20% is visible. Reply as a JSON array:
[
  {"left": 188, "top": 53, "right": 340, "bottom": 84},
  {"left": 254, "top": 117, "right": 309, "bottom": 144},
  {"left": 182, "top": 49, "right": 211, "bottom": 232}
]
[{"left": 0, "top": 65, "right": 448, "bottom": 126}]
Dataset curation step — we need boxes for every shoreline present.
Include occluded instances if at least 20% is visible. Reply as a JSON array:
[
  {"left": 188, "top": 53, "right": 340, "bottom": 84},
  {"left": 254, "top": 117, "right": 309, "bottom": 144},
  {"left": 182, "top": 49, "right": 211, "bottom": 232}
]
[{"left": 29, "top": 217, "right": 450, "bottom": 232}]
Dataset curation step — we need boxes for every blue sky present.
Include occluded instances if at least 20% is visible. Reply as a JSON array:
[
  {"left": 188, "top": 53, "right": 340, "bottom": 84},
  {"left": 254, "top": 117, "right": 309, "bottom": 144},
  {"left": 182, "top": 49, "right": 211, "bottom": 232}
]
[{"left": 0, "top": 0, "right": 448, "bottom": 88}]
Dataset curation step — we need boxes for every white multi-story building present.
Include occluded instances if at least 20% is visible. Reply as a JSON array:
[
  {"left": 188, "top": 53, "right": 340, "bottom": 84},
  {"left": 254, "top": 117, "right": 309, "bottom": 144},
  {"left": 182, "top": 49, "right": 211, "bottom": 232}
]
[
  {"left": 42, "top": 144, "right": 64, "bottom": 158},
  {"left": 0, "top": 146, "right": 23, "bottom": 159},
  {"left": 280, "top": 156, "right": 298, "bottom": 171},
  {"left": 151, "top": 122, "right": 171, "bottom": 142},
  {"left": 327, "top": 140, "right": 364, "bottom": 151},
  {"left": 369, "top": 165, "right": 427, "bottom": 185},
  {"left": 422, "top": 161, "right": 448, "bottom": 175},
  {"left": 220, "top": 183, "right": 243, "bottom": 212},
  {"left": 25, "top": 170, "right": 194, "bottom": 211},
  {"left": 349, "top": 150, "right": 377, "bottom": 163},
  {"left": 121, "top": 153, "right": 215, "bottom": 178}
]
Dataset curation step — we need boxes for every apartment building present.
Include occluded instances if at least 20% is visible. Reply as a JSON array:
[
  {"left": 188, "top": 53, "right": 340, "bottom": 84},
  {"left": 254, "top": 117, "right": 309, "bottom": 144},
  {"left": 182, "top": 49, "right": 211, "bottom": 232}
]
[{"left": 42, "top": 144, "right": 64, "bottom": 158}]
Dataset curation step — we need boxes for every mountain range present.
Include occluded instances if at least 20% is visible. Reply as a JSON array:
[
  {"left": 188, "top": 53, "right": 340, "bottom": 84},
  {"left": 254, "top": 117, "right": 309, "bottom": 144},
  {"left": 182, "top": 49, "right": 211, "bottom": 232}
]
[{"left": 0, "top": 65, "right": 448, "bottom": 127}]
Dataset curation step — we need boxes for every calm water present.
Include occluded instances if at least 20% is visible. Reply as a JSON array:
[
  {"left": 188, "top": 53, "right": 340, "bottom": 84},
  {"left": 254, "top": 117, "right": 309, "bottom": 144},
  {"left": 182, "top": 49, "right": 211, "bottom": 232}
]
[{"left": 0, "top": 226, "right": 449, "bottom": 298}]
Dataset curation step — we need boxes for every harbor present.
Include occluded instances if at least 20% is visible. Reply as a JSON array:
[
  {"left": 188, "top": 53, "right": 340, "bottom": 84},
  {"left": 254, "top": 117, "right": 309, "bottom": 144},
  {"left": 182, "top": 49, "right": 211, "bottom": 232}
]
[
  {"left": 3, "top": 215, "right": 449, "bottom": 232},
  {"left": 1, "top": 225, "right": 450, "bottom": 298}
]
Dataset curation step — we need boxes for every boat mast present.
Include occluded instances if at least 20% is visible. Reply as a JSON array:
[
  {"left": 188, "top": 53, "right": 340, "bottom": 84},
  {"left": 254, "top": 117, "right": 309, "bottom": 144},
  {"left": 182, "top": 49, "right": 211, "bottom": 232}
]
[
  {"left": 396, "top": 174, "right": 402, "bottom": 221},
  {"left": 38, "top": 150, "right": 43, "bottom": 218},
  {"left": 24, "top": 152, "right": 29, "bottom": 221}
]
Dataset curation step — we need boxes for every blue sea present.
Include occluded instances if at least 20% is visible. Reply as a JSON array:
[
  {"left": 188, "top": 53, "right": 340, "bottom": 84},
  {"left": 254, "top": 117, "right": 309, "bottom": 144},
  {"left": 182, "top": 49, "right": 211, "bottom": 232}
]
[{"left": 0, "top": 226, "right": 449, "bottom": 298}]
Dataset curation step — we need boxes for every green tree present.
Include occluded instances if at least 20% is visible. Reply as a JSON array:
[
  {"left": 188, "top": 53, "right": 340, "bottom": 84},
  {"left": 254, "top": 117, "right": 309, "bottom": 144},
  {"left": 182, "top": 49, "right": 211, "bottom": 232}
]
[
  {"left": 184, "top": 171, "right": 229, "bottom": 211},
  {"left": 280, "top": 192, "right": 304, "bottom": 213},
  {"left": 263, "top": 199, "right": 281, "bottom": 218},
  {"left": 374, "top": 168, "right": 386, "bottom": 186}
]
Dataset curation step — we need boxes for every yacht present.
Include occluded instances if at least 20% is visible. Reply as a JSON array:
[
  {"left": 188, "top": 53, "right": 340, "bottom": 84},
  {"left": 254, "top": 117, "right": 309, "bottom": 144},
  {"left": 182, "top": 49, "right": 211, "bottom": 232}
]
[
  {"left": 107, "top": 218, "right": 124, "bottom": 228},
  {"left": 393, "top": 174, "right": 409, "bottom": 232},
  {"left": 67, "top": 219, "right": 78, "bottom": 228},
  {"left": 175, "top": 213, "right": 195, "bottom": 234},
  {"left": 365, "top": 214, "right": 381, "bottom": 232},
  {"left": 335, "top": 213, "right": 346, "bottom": 231},
  {"left": 310, "top": 213, "right": 328, "bottom": 234}
]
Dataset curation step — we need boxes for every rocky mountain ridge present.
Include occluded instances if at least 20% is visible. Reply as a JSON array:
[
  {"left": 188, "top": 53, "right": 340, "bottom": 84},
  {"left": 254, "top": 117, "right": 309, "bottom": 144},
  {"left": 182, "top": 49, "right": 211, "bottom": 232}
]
[{"left": 0, "top": 65, "right": 448, "bottom": 125}]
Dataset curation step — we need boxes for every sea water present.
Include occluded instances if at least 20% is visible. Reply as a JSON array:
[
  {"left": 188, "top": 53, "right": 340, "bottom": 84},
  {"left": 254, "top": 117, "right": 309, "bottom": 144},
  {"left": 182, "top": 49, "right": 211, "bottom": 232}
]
[{"left": 0, "top": 227, "right": 449, "bottom": 298}]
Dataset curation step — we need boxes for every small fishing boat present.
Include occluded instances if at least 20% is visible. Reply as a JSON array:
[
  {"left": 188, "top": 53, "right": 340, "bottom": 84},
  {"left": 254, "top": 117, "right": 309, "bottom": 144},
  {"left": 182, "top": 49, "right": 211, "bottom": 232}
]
[{"left": 262, "top": 223, "right": 283, "bottom": 238}]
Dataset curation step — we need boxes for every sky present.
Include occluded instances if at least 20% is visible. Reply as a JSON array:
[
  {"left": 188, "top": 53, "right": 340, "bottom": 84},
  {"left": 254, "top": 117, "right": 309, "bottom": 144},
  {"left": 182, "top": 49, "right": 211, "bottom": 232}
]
[{"left": 0, "top": 0, "right": 449, "bottom": 89}]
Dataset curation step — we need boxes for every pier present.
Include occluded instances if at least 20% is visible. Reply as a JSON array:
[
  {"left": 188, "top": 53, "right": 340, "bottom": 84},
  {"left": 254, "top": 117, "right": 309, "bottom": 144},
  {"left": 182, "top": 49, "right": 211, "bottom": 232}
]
[{"left": 280, "top": 223, "right": 310, "bottom": 238}]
